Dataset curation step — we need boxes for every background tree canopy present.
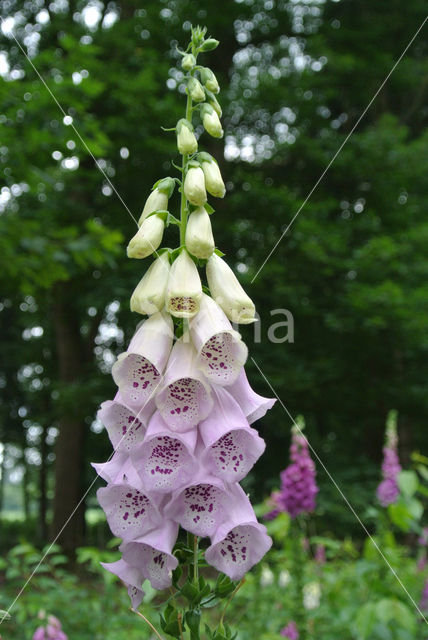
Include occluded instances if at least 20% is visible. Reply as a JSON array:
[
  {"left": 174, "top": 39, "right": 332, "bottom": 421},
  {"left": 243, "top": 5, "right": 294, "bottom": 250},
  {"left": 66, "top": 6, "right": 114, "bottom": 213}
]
[{"left": 0, "top": 0, "right": 427, "bottom": 552}]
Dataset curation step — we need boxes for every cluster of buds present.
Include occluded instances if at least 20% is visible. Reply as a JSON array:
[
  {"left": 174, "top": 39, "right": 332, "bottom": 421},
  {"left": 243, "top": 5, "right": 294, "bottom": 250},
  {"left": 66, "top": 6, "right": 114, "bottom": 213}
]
[
  {"left": 376, "top": 410, "right": 401, "bottom": 508},
  {"left": 94, "top": 26, "right": 275, "bottom": 619}
]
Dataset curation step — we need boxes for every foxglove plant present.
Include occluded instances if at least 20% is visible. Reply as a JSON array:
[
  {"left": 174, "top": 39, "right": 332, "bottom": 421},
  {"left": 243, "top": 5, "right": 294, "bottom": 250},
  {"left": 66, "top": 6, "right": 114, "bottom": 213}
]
[
  {"left": 266, "top": 418, "right": 318, "bottom": 640},
  {"left": 94, "top": 26, "right": 275, "bottom": 639},
  {"left": 376, "top": 410, "right": 401, "bottom": 507},
  {"left": 274, "top": 419, "right": 318, "bottom": 519}
]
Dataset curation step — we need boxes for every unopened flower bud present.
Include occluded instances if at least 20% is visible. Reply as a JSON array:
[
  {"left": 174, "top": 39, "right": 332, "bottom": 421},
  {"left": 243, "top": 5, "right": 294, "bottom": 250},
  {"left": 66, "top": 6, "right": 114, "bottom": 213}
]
[
  {"left": 184, "top": 166, "right": 207, "bottom": 206},
  {"left": 206, "top": 253, "right": 256, "bottom": 324},
  {"left": 201, "top": 103, "right": 223, "bottom": 138},
  {"left": 166, "top": 250, "right": 202, "bottom": 318},
  {"left": 208, "top": 94, "right": 222, "bottom": 117},
  {"left": 200, "top": 67, "right": 220, "bottom": 93},
  {"left": 201, "top": 159, "right": 225, "bottom": 198},
  {"left": 176, "top": 118, "right": 198, "bottom": 155},
  {"left": 200, "top": 38, "right": 219, "bottom": 52},
  {"left": 182, "top": 53, "right": 196, "bottom": 70},
  {"left": 185, "top": 206, "right": 215, "bottom": 259},
  {"left": 127, "top": 214, "right": 165, "bottom": 259},
  {"left": 187, "top": 77, "right": 205, "bottom": 102},
  {"left": 138, "top": 188, "right": 168, "bottom": 226},
  {"left": 130, "top": 252, "right": 170, "bottom": 315}
]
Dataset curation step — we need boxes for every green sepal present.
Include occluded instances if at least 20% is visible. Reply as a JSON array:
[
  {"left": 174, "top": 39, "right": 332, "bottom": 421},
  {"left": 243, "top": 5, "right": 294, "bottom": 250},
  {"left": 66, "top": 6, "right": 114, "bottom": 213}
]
[
  {"left": 166, "top": 213, "right": 181, "bottom": 227},
  {"left": 180, "top": 581, "right": 200, "bottom": 604},
  {"left": 188, "top": 159, "right": 201, "bottom": 170},
  {"left": 169, "top": 246, "right": 185, "bottom": 263},
  {"left": 197, "top": 151, "right": 216, "bottom": 164},
  {"left": 152, "top": 176, "right": 176, "bottom": 197},
  {"left": 214, "top": 574, "right": 236, "bottom": 598},
  {"left": 188, "top": 202, "right": 214, "bottom": 214},
  {"left": 172, "top": 563, "right": 183, "bottom": 588},
  {"left": 205, "top": 89, "right": 223, "bottom": 117},
  {"left": 160, "top": 605, "right": 182, "bottom": 639},
  {"left": 145, "top": 209, "right": 169, "bottom": 223},
  {"left": 214, "top": 247, "right": 225, "bottom": 257},
  {"left": 177, "top": 117, "right": 194, "bottom": 133}
]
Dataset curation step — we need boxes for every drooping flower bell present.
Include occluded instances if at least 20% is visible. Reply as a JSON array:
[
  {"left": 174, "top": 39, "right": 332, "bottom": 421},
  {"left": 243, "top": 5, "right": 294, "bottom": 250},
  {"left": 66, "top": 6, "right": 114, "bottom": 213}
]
[
  {"left": 199, "top": 152, "right": 225, "bottom": 198},
  {"left": 127, "top": 214, "right": 165, "bottom": 259},
  {"left": 176, "top": 118, "right": 198, "bottom": 155},
  {"left": 155, "top": 335, "right": 213, "bottom": 432},
  {"left": 376, "top": 410, "right": 401, "bottom": 507},
  {"left": 187, "top": 76, "right": 205, "bottom": 102},
  {"left": 206, "top": 253, "right": 256, "bottom": 324},
  {"left": 183, "top": 165, "right": 207, "bottom": 206},
  {"left": 138, "top": 177, "right": 175, "bottom": 226},
  {"left": 130, "top": 252, "right": 170, "bottom": 316},
  {"left": 189, "top": 293, "right": 248, "bottom": 386},
  {"left": 201, "top": 103, "right": 223, "bottom": 138},
  {"left": 120, "top": 520, "right": 179, "bottom": 590},
  {"left": 185, "top": 206, "right": 215, "bottom": 259},
  {"left": 166, "top": 249, "right": 202, "bottom": 318},
  {"left": 112, "top": 311, "right": 174, "bottom": 410},
  {"left": 200, "top": 66, "right": 220, "bottom": 93}
]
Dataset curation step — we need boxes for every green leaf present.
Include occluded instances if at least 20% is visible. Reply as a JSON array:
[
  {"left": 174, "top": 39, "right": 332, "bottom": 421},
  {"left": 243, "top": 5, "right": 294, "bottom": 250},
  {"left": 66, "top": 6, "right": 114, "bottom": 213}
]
[
  {"left": 354, "top": 602, "right": 377, "bottom": 639},
  {"left": 398, "top": 470, "right": 418, "bottom": 497}
]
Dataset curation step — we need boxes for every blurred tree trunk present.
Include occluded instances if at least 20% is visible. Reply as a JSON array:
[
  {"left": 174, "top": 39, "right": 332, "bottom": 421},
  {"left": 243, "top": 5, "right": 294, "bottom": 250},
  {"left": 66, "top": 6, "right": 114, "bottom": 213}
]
[
  {"left": 22, "top": 451, "right": 30, "bottom": 521},
  {"left": 0, "top": 445, "right": 5, "bottom": 515},
  {"left": 51, "top": 283, "right": 86, "bottom": 556},
  {"left": 38, "top": 422, "right": 48, "bottom": 543}
]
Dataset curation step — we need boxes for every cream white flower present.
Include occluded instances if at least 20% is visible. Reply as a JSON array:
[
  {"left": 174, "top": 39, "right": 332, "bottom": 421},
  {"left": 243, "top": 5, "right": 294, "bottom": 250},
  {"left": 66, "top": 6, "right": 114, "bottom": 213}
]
[
  {"left": 127, "top": 214, "right": 165, "bottom": 259},
  {"left": 184, "top": 166, "right": 207, "bottom": 206},
  {"left": 182, "top": 53, "right": 196, "bottom": 71},
  {"left": 176, "top": 118, "right": 198, "bottom": 155},
  {"left": 138, "top": 188, "right": 168, "bottom": 226},
  {"left": 185, "top": 207, "right": 215, "bottom": 259},
  {"left": 303, "top": 582, "right": 321, "bottom": 610},
  {"left": 166, "top": 250, "right": 202, "bottom": 318},
  {"left": 187, "top": 77, "right": 205, "bottom": 102},
  {"left": 201, "top": 104, "right": 223, "bottom": 138},
  {"left": 202, "top": 160, "right": 225, "bottom": 198},
  {"left": 200, "top": 67, "right": 220, "bottom": 93},
  {"left": 278, "top": 570, "right": 291, "bottom": 588},
  {"left": 130, "top": 252, "right": 170, "bottom": 315},
  {"left": 260, "top": 566, "right": 275, "bottom": 587},
  {"left": 206, "top": 253, "right": 256, "bottom": 324}
]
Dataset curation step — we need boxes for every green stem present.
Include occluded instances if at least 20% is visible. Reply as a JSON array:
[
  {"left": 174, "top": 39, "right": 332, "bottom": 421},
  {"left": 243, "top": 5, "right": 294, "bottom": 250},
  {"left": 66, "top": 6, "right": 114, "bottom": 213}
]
[
  {"left": 179, "top": 91, "right": 193, "bottom": 245},
  {"left": 193, "top": 535, "right": 199, "bottom": 583},
  {"left": 291, "top": 519, "right": 307, "bottom": 640}
]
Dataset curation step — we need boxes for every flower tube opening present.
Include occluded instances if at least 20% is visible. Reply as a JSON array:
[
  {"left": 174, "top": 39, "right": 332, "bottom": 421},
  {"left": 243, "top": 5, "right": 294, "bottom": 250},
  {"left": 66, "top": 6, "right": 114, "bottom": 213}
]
[
  {"left": 132, "top": 411, "right": 198, "bottom": 492},
  {"left": 121, "top": 520, "right": 179, "bottom": 590},
  {"left": 112, "top": 312, "right": 174, "bottom": 411},
  {"left": 155, "top": 337, "right": 213, "bottom": 432}
]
